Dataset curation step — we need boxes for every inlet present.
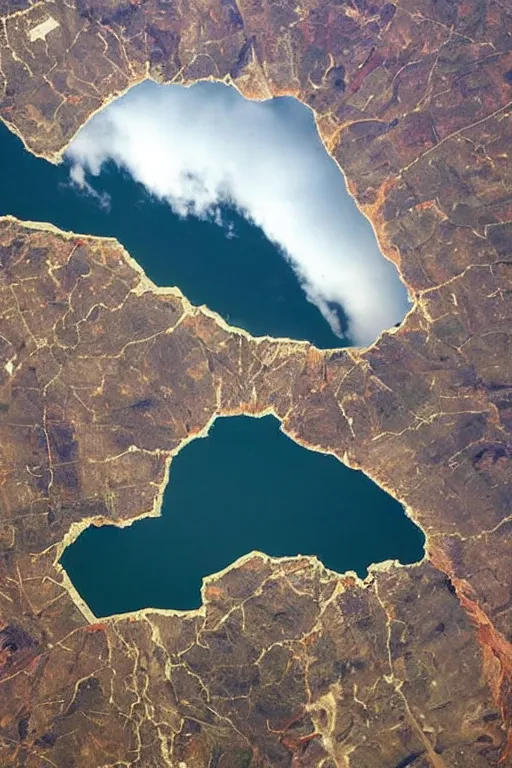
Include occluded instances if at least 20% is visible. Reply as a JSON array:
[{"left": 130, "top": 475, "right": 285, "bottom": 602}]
[{"left": 60, "top": 415, "right": 425, "bottom": 615}]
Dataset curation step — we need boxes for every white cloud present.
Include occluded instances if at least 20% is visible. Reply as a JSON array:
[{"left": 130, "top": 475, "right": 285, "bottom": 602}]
[
  {"left": 68, "top": 163, "right": 111, "bottom": 210},
  {"left": 66, "top": 80, "right": 409, "bottom": 346}
]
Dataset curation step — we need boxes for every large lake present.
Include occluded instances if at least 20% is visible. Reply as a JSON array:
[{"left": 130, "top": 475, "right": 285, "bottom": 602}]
[
  {"left": 1, "top": 84, "right": 422, "bottom": 615},
  {"left": 1, "top": 81, "right": 410, "bottom": 347}
]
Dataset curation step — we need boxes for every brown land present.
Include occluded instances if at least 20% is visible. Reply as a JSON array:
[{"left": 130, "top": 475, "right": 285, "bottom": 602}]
[{"left": 0, "top": 0, "right": 511, "bottom": 765}]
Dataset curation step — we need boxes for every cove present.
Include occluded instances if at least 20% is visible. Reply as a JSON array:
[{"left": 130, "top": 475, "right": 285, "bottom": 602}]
[{"left": 60, "top": 415, "right": 425, "bottom": 615}]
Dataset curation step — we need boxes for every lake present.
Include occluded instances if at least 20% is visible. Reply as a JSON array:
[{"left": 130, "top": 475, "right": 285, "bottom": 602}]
[
  {"left": 1, "top": 81, "right": 410, "bottom": 346},
  {"left": 60, "top": 415, "right": 425, "bottom": 614}
]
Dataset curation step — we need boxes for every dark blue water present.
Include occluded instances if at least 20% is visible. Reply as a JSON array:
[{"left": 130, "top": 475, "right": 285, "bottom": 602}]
[
  {"left": 61, "top": 416, "right": 425, "bottom": 614},
  {"left": 0, "top": 119, "right": 345, "bottom": 346}
]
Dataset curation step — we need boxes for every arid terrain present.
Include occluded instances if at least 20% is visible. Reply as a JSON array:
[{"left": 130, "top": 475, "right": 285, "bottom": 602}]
[{"left": 0, "top": 0, "right": 511, "bottom": 765}]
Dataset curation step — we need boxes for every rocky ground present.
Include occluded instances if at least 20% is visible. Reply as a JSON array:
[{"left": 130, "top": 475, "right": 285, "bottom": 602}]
[{"left": 0, "top": 0, "right": 511, "bottom": 764}]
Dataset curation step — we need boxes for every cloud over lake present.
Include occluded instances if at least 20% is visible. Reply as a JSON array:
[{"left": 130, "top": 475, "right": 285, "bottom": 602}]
[{"left": 66, "top": 80, "right": 409, "bottom": 346}]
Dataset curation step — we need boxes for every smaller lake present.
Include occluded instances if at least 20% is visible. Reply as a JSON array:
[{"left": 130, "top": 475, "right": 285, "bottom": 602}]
[{"left": 61, "top": 416, "right": 425, "bottom": 615}]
